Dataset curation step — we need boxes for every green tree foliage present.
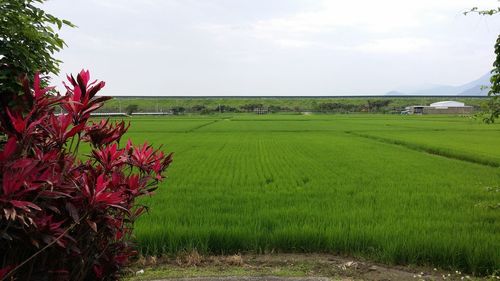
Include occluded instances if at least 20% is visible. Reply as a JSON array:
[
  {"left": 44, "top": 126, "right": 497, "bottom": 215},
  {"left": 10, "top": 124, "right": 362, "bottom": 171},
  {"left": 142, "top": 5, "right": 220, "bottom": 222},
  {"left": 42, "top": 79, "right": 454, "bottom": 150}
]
[
  {"left": 191, "top": 104, "right": 207, "bottom": 112},
  {"left": 317, "top": 102, "right": 361, "bottom": 113},
  {"left": 171, "top": 106, "right": 186, "bottom": 115},
  {"left": 125, "top": 104, "right": 139, "bottom": 115},
  {"left": 483, "top": 34, "right": 500, "bottom": 123},
  {"left": 465, "top": 5, "right": 500, "bottom": 123},
  {"left": 268, "top": 105, "right": 285, "bottom": 113},
  {"left": 367, "top": 100, "right": 392, "bottom": 112},
  {"left": 240, "top": 103, "right": 264, "bottom": 112},
  {"left": 465, "top": 6, "right": 500, "bottom": 16},
  {"left": 0, "top": 0, "right": 74, "bottom": 97},
  {"left": 215, "top": 104, "right": 237, "bottom": 113}
]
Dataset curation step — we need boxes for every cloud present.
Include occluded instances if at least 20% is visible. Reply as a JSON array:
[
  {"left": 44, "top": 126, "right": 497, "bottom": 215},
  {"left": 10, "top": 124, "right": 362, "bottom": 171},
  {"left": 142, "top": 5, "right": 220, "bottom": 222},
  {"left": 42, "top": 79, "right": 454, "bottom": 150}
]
[
  {"left": 195, "top": 0, "right": 475, "bottom": 52},
  {"left": 273, "top": 39, "right": 320, "bottom": 48},
  {"left": 249, "top": 0, "right": 472, "bottom": 35},
  {"left": 45, "top": 0, "right": 500, "bottom": 96},
  {"left": 355, "top": 38, "right": 432, "bottom": 53}
]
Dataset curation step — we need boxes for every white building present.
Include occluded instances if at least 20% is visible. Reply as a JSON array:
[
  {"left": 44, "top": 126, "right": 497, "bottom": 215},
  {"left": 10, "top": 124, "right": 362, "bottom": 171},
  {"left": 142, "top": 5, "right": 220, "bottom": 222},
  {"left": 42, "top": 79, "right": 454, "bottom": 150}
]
[
  {"left": 429, "top": 101, "right": 466, "bottom": 108},
  {"left": 406, "top": 101, "right": 473, "bottom": 115}
]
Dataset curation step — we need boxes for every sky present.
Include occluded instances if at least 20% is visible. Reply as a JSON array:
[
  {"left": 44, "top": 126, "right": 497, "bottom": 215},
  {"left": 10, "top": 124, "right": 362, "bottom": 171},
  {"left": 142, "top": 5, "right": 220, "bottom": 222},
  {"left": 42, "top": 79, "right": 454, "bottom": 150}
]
[{"left": 44, "top": 0, "right": 500, "bottom": 96}]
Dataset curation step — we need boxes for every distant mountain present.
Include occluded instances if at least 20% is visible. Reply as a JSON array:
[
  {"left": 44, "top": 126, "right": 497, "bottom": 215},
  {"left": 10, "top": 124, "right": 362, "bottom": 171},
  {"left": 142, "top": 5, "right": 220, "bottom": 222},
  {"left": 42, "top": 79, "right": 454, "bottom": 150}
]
[
  {"left": 458, "top": 85, "right": 489, "bottom": 96},
  {"left": 386, "top": 73, "right": 491, "bottom": 96},
  {"left": 385, "top": 91, "right": 406, "bottom": 96},
  {"left": 457, "top": 73, "right": 491, "bottom": 96}
]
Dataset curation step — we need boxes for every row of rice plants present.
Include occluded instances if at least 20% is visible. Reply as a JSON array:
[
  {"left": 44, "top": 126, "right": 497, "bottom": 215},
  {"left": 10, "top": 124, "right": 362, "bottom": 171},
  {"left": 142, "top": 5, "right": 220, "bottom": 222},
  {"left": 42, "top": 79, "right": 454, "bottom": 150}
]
[{"left": 348, "top": 130, "right": 500, "bottom": 167}]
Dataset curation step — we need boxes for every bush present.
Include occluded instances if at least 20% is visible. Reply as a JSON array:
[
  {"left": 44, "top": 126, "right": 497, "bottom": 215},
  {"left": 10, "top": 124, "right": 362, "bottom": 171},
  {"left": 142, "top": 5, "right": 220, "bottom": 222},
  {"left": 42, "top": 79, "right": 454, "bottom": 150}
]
[
  {"left": 317, "top": 102, "right": 361, "bottom": 113},
  {"left": 171, "top": 106, "right": 185, "bottom": 115},
  {"left": 191, "top": 105, "right": 207, "bottom": 112},
  {"left": 125, "top": 104, "right": 139, "bottom": 115},
  {"left": 0, "top": 70, "right": 173, "bottom": 280},
  {"left": 240, "top": 103, "right": 263, "bottom": 112},
  {"left": 215, "top": 104, "right": 237, "bottom": 113},
  {"left": 367, "top": 100, "right": 392, "bottom": 112}
]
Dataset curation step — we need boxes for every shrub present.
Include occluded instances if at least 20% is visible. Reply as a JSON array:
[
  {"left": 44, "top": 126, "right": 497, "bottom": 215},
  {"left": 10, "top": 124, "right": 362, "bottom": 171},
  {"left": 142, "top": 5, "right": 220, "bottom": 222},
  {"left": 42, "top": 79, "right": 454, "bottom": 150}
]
[
  {"left": 214, "top": 104, "right": 237, "bottom": 113},
  {"left": 0, "top": 70, "right": 173, "bottom": 280},
  {"left": 191, "top": 105, "right": 207, "bottom": 112},
  {"left": 366, "top": 100, "right": 392, "bottom": 112},
  {"left": 125, "top": 104, "right": 139, "bottom": 115},
  {"left": 171, "top": 106, "right": 185, "bottom": 115},
  {"left": 240, "top": 103, "right": 263, "bottom": 112}
]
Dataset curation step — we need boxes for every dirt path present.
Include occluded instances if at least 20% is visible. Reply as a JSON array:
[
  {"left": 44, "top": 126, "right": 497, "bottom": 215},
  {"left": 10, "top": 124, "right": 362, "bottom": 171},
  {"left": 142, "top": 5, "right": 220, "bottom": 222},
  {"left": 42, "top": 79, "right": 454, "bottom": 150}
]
[
  {"left": 127, "top": 253, "right": 488, "bottom": 281},
  {"left": 152, "top": 277, "right": 330, "bottom": 281}
]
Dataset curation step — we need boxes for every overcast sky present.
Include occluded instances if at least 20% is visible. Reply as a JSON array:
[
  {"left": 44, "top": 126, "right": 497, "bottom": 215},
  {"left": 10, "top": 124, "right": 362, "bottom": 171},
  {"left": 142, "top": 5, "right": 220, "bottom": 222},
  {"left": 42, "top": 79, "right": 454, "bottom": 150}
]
[{"left": 45, "top": 0, "right": 500, "bottom": 96}]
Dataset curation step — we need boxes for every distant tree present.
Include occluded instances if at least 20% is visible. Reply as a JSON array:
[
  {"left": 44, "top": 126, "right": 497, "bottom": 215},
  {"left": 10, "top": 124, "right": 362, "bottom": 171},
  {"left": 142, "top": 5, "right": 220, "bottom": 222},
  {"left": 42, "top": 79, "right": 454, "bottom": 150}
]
[
  {"left": 240, "top": 104, "right": 251, "bottom": 112},
  {"left": 200, "top": 108, "right": 212, "bottom": 115},
  {"left": 268, "top": 105, "right": 283, "bottom": 113},
  {"left": 367, "top": 100, "right": 392, "bottom": 112},
  {"left": 240, "top": 103, "right": 263, "bottom": 112},
  {"left": 239, "top": 105, "right": 248, "bottom": 112},
  {"left": 171, "top": 106, "right": 185, "bottom": 115},
  {"left": 191, "top": 105, "right": 207, "bottom": 112},
  {"left": 465, "top": 6, "right": 500, "bottom": 123},
  {"left": 215, "top": 104, "right": 237, "bottom": 113},
  {"left": 125, "top": 104, "right": 139, "bottom": 115},
  {"left": 318, "top": 102, "right": 362, "bottom": 113},
  {"left": 319, "top": 102, "right": 341, "bottom": 112}
]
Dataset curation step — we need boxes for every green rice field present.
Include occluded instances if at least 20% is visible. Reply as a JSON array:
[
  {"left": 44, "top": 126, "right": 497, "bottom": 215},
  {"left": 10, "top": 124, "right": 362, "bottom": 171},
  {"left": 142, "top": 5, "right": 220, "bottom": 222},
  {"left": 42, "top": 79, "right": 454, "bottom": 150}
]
[{"left": 123, "top": 114, "right": 499, "bottom": 274}]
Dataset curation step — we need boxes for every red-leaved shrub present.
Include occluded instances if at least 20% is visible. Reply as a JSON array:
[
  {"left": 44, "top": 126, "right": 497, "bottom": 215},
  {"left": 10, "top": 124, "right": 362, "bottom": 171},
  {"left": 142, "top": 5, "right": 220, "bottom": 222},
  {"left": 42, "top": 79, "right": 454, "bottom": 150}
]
[{"left": 0, "top": 70, "right": 173, "bottom": 280}]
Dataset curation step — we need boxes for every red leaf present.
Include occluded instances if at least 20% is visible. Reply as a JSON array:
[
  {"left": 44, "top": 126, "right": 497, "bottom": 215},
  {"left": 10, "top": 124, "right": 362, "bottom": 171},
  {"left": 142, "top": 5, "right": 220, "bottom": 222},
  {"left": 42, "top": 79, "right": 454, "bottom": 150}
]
[
  {"left": 0, "top": 265, "right": 14, "bottom": 279},
  {"left": 0, "top": 137, "right": 17, "bottom": 161},
  {"left": 65, "top": 202, "right": 79, "bottom": 222},
  {"left": 6, "top": 109, "right": 28, "bottom": 134},
  {"left": 93, "top": 264, "right": 103, "bottom": 279},
  {"left": 11, "top": 200, "right": 42, "bottom": 211},
  {"left": 3, "top": 170, "right": 24, "bottom": 195},
  {"left": 65, "top": 123, "right": 85, "bottom": 139},
  {"left": 79, "top": 69, "right": 90, "bottom": 86}
]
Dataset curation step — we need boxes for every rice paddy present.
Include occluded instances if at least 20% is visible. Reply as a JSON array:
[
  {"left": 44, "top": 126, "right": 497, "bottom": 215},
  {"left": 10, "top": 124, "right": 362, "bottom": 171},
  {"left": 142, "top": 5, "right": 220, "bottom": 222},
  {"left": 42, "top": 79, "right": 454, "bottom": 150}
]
[{"left": 124, "top": 114, "right": 499, "bottom": 274}]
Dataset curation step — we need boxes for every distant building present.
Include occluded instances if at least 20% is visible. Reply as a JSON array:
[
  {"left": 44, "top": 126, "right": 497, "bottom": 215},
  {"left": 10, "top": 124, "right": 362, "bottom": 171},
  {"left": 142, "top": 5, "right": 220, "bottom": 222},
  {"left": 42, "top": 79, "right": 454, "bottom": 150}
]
[
  {"left": 405, "top": 101, "right": 473, "bottom": 115},
  {"left": 253, "top": 107, "right": 269, "bottom": 114}
]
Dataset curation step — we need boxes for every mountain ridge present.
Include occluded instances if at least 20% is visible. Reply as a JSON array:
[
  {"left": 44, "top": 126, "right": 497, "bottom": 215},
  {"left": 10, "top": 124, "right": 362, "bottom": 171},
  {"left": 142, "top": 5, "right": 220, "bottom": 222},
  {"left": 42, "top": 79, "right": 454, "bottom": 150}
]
[{"left": 387, "top": 73, "right": 491, "bottom": 96}]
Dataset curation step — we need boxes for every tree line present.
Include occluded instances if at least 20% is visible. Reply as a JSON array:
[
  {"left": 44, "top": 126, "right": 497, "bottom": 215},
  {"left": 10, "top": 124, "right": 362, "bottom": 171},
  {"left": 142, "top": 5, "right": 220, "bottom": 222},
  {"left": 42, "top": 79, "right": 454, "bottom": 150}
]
[{"left": 120, "top": 100, "right": 399, "bottom": 115}]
